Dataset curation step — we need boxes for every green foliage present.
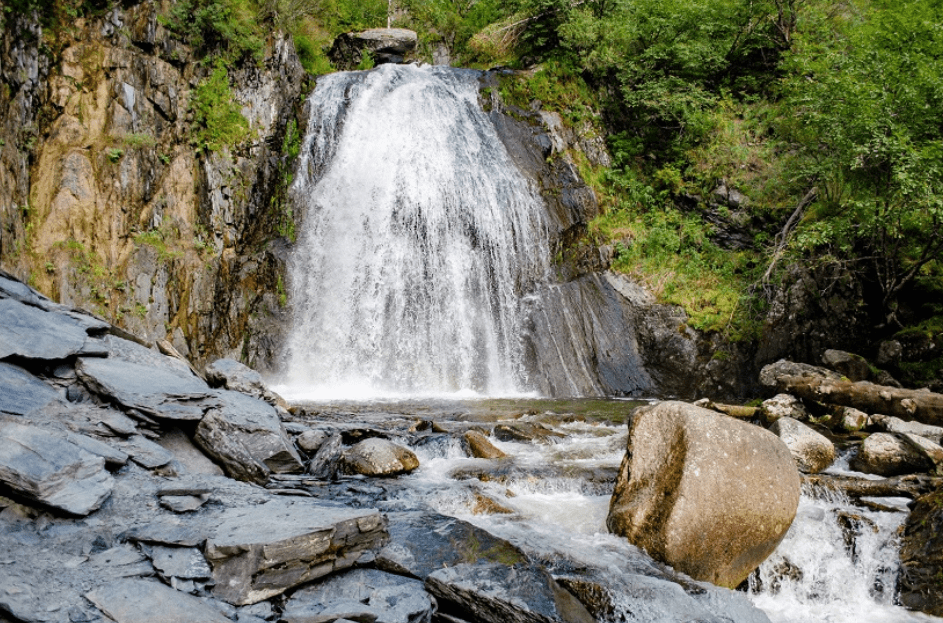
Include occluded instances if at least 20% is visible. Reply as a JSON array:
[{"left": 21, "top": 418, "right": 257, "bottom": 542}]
[
  {"left": 781, "top": 0, "right": 943, "bottom": 315},
  {"left": 164, "top": 0, "right": 264, "bottom": 62},
  {"left": 400, "top": 0, "right": 510, "bottom": 66},
  {"left": 190, "top": 62, "right": 251, "bottom": 153},
  {"left": 120, "top": 132, "right": 157, "bottom": 149},
  {"left": 105, "top": 147, "right": 124, "bottom": 162},
  {"left": 134, "top": 219, "right": 184, "bottom": 262},
  {"left": 355, "top": 49, "right": 376, "bottom": 70}
]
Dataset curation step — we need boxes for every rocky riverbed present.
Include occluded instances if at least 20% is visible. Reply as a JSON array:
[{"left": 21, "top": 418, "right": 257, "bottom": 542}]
[{"left": 3, "top": 268, "right": 943, "bottom": 623}]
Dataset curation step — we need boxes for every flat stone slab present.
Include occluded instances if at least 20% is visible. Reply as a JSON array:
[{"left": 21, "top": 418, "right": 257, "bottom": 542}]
[
  {"left": 0, "top": 421, "right": 114, "bottom": 515},
  {"left": 377, "top": 512, "right": 527, "bottom": 580},
  {"left": 283, "top": 568, "right": 434, "bottom": 623},
  {"left": 77, "top": 357, "right": 219, "bottom": 421},
  {"left": 86, "top": 578, "right": 231, "bottom": 623},
  {"left": 194, "top": 390, "right": 303, "bottom": 484},
  {"left": 205, "top": 498, "right": 388, "bottom": 605},
  {"left": 147, "top": 545, "right": 212, "bottom": 580},
  {"left": 0, "top": 361, "right": 60, "bottom": 415},
  {"left": 115, "top": 435, "right": 175, "bottom": 469},
  {"left": 425, "top": 562, "right": 594, "bottom": 623},
  {"left": 0, "top": 297, "right": 92, "bottom": 361}
]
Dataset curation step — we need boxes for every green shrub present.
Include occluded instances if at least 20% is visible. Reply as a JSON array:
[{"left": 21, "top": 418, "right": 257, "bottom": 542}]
[
  {"left": 164, "top": 0, "right": 264, "bottom": 62},
  {"left": 190, "top": 62, "right": 251, "bottom": 152}
]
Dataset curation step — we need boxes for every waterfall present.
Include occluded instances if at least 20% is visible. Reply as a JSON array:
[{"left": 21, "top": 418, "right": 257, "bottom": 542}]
[{"left": 282, "top": 64, "right": 551, "bottom": 399}]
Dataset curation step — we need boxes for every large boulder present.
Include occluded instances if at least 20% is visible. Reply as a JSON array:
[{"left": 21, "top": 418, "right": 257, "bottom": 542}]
[
  {"left": 205, "top": 358, "right": 282, "bottom": 405},
  {"left": 769, "top": 417, "right": 836, "bottom": 473},
  {"left": 204, "top": 498, "right": 388, "bottom": 605},
  {"left": 0, "top": 421, "right": 114, "bottom": 515},
  {"left": 759, "top": 359, "right": 841, "bottom": 388},
  {"left": 871, "top": 414, "right": 943, "bottom": 444},
  {"left": 194, "top": 390, "right": 304, "bottom": 484},
  {"left": 0, "top": 297, "right": 97, "bottom": 361},
  {"left": 0, "top": 361, "right": 61, "bottom": 415},
  {"left": 329, "top": 28, "right": 418, "bottom": 69},
  {"left": 607, "top": 401, "right": 800, "bottom": 588},
  {"left": 850, "top": 432, "right": 932, "bottom": 476},
  {"left": 341, "top": 437, "right": 419, "bottom": 476}
]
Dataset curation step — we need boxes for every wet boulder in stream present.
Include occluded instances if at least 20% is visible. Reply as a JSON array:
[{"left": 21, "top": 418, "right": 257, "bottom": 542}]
[
  {"left": 341, "top": 437, "right": 419, "bottom": 476},
  {"left": 607, "top": 401, "right": 800, "bottom": 588},
  {"left": 769, "top": 417, "right": 836, "bottom": 473}
]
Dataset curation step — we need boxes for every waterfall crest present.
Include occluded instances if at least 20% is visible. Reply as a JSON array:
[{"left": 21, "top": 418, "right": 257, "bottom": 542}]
[{"left": 283, "top": 64, "right": 551, "bottom": 399}]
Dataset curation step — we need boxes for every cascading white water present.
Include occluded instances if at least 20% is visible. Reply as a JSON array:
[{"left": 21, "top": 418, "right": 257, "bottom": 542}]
[{"left": 282, "top": 64, "right": 550, "bottom": 400}]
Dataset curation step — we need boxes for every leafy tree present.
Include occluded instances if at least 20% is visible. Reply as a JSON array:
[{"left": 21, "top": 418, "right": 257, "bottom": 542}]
[{"left": 784, "top": 0, "right": 943, "bottom": 323}]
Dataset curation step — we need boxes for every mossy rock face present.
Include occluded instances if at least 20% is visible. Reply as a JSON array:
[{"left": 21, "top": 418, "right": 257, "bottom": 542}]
[{"left": 898, "top": 486, "right": 943, "bottom": 616}]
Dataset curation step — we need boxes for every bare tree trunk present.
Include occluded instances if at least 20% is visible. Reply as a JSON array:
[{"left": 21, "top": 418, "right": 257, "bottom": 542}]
[
  {"left": 804, "top": 473, "right": 940, "bottom": 499},
  {"left": 774, "top": 375, "right": 943, "bottom": 426}
]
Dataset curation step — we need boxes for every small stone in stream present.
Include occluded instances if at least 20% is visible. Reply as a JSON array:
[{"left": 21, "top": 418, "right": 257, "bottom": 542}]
[
  {"left": 0, "top": 298, "right": 92, "bottom": 361},
  {"left": 205, "top": 498, "right": 388, "bottom": 605},
  {"left": 160, "top": 494, "right": 208, "bottom": 512},
  {"left": 195, "top": 390, "right": 303, "bottom": 485},
  {"left": 86, "top": 578, "right": 231, "bottom": 623},
  {"left": 899, "top": 432, "right": 943, "bottom": 470},
  {"left": 0, "top": 361, "right": 61, "bottom": 416},
  {"left": 282, "top": 568, "right": 434, "bottom": 623},
  {"left": 425, "top": 562, "right": 594, "bottom": 623},
  {"left": 493, "top": 422, "right": 565, "bottom": 444},
  {"left": 76, "top": 357, "right": 218, "bottom": 421},
  {"left": 341, "top": 438, "right": 419, "bottom": 476},
  {"left": 769, "top": 417, "right": 836, "bottom": 473},
  {"left": 839, "top": 407, "right": 870, "bottom": 432},
  {"left": 0, "top": 421, "right": 114, "bottom": 516},
  {"left": 463, "top": 430, "right": 506, "bottom": 459},
  {"left": 298, "top": 429, "right": 330, "bottom": 454},
  {"left": 147, "top": 545, "right": 212, "bottom": 580}
]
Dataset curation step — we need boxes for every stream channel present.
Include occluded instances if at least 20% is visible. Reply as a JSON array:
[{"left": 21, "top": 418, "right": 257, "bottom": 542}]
[{"left": 273, "top": 394, "right": 938, "bottom": 623}]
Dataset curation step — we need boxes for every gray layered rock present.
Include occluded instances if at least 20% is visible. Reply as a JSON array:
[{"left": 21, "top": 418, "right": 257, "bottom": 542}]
[
  {"left": 77, "top": 356, "right": 219, "bottom": 421},
  {"left": 607, "top": 401, "right": 800, "bottom": 588},
  {"left": 341, "top": 438, "right": 419, "bottom": 476},
  {"left": 377, "top": 512, "right": 527, "bottom": 580},
  {"left": 282, "top": 568, "right": 434, "bottom": 623},
  {"left": 307, "top": 431, "right": 344, "bottom": 479},
  {"left": 851, "top": 432, "right": 932, "bottom": 476},
  {"left": 760, "top": 393, "right": 809, "bottom": 424},
  {"left": 147, "top": 545, "right": 212, "bottom": 582},
  {"left": 0, "top": 361, "right": 60, "bottom": 415},
  {"left": 86, "top": 578, "right": 231, "bottom": 623},
  {"left": 0, "top": 421, "right": 113, "bottom": 515},
  {"left": 194, "top": 390, "right": 303, "bottom": 484},
  {"left": 769, "top": 417, "right": 836, "bottom": 473},
  {"left": 204, "top": 498, "right": 388, "bottom": 605},
  {"left": 115, "top": 434, "right": 175, "bottom": 469},
  {"left": 822, "top": 349, "right": 872, "bottom": 381},
  {"left": 425, "top": 562, "right": 594, "bottom": 623},
  {"left": 329, "top": 28, "right": 418, "bottom": 69},
  {"left": 0, "top": 297, "right": 94, "bottom": 360},
  {"left": 205, "top": 357, "right": 282, "bottom": 405}
]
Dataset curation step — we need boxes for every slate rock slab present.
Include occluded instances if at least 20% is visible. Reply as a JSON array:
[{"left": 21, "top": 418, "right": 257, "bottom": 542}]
[
  {"left": 77, "top": 357, "right": 219, "bottom": 421},
  {"left": 282, "top": 568, "right": 434, "bottom": 623},
  {"left": 205, "top": 498, "right": 388, "bottom": 605},
  {"left": 195, "top": 390, "right": 303, "bottom": 484},
  {"left": 0, "top": 361, "right": 60, "bottom": 415},
  {"left": 86, "top": 578, "right": 231, "bottom": 623},
  {"left": 376, "top": 512, "right": 527, "bottom": 580},
  {"left": 0, "top": 421, "right": 114, "bottom": 515},
  {"left": 425, "top": 562, "right": 594, "bottom": 623},
  {"left": 147, "top": 545, "right": 212, "bottom": 580},
  {"left": 205, "top": 358, "right": 281, "bottom": 404},
  {"left": 0, "top": 298, "right": 93, "bottom": 361},
  {"left": 114, "top": 435, "right": 175, "bottom": 469}
]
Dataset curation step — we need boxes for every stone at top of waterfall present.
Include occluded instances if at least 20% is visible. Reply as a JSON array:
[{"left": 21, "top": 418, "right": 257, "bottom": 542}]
[
  {"left": 341, "top": 437, "right": 419, "bottom": 476},
  {"left": 850, "top": 431, "right": 933, "bottom": 477},
  {"left": 329, "top": 28, "right": 418, "bottom": 70},
  {"left": 204, "top": 357, "right": 284, "bottom": 407},
  {"left": 759, "top": 358, "right": 842, "bottom": 388},
  {"left": 463, "top": 429, "right": 506, "bottom": 459},
  {"left": 760, "top": 393, "right": 809, "bottom": 425},
  {"left": 822, "top": 348, "right": 873, "bottom": 382},
  {"left": 607, "top": 400, "right": 800, "bottom": 589},
  {"left": 769, "top": 416, "right": 836, "bottom": 473}
]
